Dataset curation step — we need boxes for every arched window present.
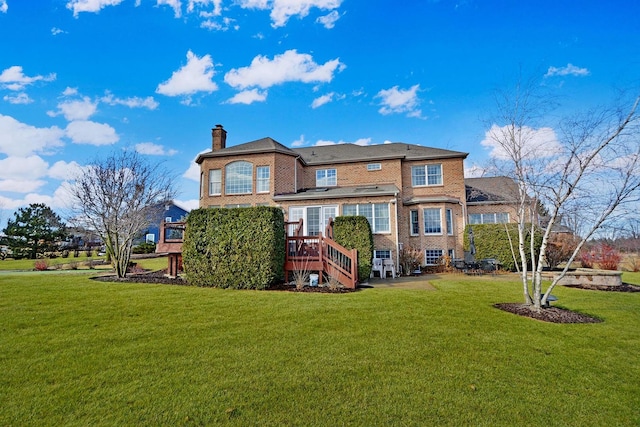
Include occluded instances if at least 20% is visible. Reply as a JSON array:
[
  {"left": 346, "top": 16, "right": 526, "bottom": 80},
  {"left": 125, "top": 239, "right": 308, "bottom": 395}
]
[{"left": 225, "top": 161, "right": 253, "bottom": 194}]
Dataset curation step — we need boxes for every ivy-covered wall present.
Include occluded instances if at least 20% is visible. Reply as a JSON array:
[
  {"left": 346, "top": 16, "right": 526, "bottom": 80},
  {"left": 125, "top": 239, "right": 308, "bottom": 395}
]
[
  {"left": 333, "top": 216, "right": 374, "bottom": 281},
  {"left": 464, "top": 223, "right": 542, "bottom": 271},
  {"left": 182, "top": 207, "right": 285, "bottom": 289}
]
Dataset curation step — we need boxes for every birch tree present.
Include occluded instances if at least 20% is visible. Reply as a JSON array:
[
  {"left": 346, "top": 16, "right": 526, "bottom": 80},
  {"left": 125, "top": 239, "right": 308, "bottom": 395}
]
[
  {"left": 69, "top": 151, "right": 176, "bottom": 278},
  {"left": 484, "top": 79, "right": 640, "bottom": 310}
]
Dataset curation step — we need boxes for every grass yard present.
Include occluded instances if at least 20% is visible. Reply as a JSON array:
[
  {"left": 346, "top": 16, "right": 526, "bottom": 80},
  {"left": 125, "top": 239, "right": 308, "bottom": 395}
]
[{"left": 1, "top": 272, "right": 638, "bottom": 426}]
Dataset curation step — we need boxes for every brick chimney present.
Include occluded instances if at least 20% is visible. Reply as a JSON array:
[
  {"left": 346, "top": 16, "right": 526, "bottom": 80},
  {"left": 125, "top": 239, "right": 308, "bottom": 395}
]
[{"left": 212, "top": 124, "right": 227, "bottom": 151}]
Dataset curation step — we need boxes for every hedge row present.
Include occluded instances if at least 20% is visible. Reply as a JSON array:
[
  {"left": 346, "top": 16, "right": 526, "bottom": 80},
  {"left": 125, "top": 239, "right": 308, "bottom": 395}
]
[
  {"left": 182, "top": 207, "right": 285, "bottom": 289},
  {"left": 333, "top": 216, "right": 374, "bottom": 281},
  {"left": 464, "top": 223, "right": 542, "bottom": 271}
]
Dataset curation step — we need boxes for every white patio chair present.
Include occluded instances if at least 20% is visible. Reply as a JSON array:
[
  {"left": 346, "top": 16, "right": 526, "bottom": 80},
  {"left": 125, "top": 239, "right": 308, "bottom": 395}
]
[
  {"left": 383, "top": 258, "right": 396, "bottom": 278},
  {"left": 371, "top": 258, "right": 384, "bottom": 278}
]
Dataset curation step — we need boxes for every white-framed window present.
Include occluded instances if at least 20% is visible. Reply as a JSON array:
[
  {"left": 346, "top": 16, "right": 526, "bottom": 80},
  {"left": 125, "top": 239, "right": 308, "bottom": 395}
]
[
  {"left": 448, "top": 249, "right": 455, "bottom": 258},
  {"left": 165, "top": 216, "right": 172, "bottom": 223},
  {"left": 209, "top": 169, "right": 221, "bottom": 196},
  {"left": 469, "top": 212, "right": 509, "bottom": 224},
  {"left": 425, "top": 249, "right": 443, "bottom": 265},
  {"left": 343, "top": 203, "right": 390, "bottom": 233},
  {"left": 423, "top": 208, "right": 442, "bottom": 234},
  {"left": 225, "top": 161, "right": 253, "bottom": 194},
  {"left": 367, "top": 163, "right": 382, "bottom": 171},
  {"left": 256, "top": 166, "right": 270, "bottom": 193},
  {"left": 411, "top": 164, "right": 443, "bottom": 187},
  {"left": 374, "top": 250, "right": 391, "bottom": 259},
  {"left": 288, "top": 205, "right": 337, "bottom": 236},
  {"left": 446, "top": 209, "right": 453, "bottom": 235},
  {"left": 225, "top": 204, "right": 251, "bottom": 208},
  {"left": 146, "top": 233, "right": 155, "bottom": 243},
  {"left": 410, "top": 210, "right": 420, "bottom": 236},
  {"left": 316, "top": 169, "right": 337, "bottom": 187}
]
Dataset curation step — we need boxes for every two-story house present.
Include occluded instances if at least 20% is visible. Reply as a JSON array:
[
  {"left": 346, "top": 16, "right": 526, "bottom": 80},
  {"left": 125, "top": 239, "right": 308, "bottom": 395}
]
[{"left": 196, "top": 125, "right": 516, "bottom": 269}]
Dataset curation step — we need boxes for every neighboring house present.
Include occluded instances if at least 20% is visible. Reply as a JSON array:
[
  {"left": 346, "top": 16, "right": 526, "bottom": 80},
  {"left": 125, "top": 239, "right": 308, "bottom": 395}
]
[
  {"left": 196, "top": 125, "right": 518, "bottom": 269},
  {"left": 142, "top": 201, "right": 190, "bottom": 244}
]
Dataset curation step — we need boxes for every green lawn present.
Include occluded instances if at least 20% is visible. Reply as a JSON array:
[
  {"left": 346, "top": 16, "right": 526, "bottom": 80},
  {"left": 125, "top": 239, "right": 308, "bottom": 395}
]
[{"left": 1, "top": 272, "right": 638, "bottom": 426}]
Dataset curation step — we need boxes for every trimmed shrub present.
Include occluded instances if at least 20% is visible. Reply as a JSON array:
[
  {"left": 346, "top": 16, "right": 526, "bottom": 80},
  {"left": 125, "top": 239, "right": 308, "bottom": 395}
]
[
  {"left": 182, "top": 207, "right": 285, "bottom": 289},
  {"left": 34, "top": 259, "right": 49, "bottom": 271},
  {"left": 333, "top": 216, "right": 374, "bottom": 281},
  {"left": 132, "top": 242, "right": 156, "bottom": 254},
  {"left": 464, "top": 223, "right": 542, "bottom": 271}
]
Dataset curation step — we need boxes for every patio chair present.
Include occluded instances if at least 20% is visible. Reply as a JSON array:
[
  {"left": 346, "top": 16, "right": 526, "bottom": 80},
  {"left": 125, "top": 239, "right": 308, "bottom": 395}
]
[
  {"left": 371, "top": 258, "right": 384, "bottom": 278},
  {"left": 383, "top": 258, "right": 397, "bottom": 278}
]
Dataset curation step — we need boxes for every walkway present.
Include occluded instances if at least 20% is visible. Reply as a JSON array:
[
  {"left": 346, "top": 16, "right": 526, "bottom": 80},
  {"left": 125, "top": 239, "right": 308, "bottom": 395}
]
[{"left": 363, "top": 274, "right": 438, "bottom": 290}]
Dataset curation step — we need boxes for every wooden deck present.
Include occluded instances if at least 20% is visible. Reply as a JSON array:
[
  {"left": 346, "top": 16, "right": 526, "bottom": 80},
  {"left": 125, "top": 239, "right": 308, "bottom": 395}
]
[{"left": 156, "top": 218, "right": 359, "bottom": 288}]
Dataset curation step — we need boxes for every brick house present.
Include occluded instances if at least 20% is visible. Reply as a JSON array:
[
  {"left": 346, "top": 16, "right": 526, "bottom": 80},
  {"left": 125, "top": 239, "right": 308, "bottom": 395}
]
[{"left": 195, "top": 125, "right": 516, "bottom": 270}]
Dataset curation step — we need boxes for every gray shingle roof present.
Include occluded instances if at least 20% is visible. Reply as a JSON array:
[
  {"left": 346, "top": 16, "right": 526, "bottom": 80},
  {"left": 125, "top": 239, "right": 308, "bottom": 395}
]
[
  {"left": 273, "top": 184, "right": 400, "bottom": 202},
  {"left": 465, "top": 176, "right": 519, "bottom": 203},
  {"left": 196, "top": 138, "right": 467, "bottom": 165},
  {"left": 196, "top": 137, "right": 297, "bottom": 163}
]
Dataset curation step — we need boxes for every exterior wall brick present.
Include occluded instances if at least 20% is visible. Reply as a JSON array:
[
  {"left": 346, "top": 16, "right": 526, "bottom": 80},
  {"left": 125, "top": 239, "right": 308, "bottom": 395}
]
[{"left": 197, "top": 143, "right": 516, "bottom": 269}]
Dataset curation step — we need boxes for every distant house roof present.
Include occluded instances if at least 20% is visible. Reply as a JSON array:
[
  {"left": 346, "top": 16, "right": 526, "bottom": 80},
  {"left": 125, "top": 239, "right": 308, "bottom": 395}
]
[
  {"left": 465, "top": 176, "right": 519, "bottom": 204},
  {"left": 196, "top": 138, "right": 468, "bottom": 165},
  {"left": 273, "top": 184, "right": 400, "bottom": 202}
]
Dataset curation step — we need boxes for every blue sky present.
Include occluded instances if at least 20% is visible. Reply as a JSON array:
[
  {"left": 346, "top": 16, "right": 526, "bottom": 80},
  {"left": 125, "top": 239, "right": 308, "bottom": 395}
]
[{"left": 0, "top": 0, "right": 638, "bottom": 224}]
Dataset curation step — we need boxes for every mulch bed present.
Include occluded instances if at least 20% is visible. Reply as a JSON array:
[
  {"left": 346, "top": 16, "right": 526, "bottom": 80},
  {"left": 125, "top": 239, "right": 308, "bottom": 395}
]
[
  {"left": 92, "top": 270, "right": 357, "bottom": 292},
  {"left": 563, "top": 283, "right": 640, "bottom": 292},
  {"left": 494, "top": 303, "right": 602, "bottom": 324}
]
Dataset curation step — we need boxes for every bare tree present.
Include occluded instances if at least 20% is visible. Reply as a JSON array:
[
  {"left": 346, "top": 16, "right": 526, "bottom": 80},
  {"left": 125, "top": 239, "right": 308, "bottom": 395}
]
[
  {"left": 486, "top": 77, "right": 640, "bottom": 310},
  {"left": 69, "top": 151, "right": 177, "bottom": 278}
]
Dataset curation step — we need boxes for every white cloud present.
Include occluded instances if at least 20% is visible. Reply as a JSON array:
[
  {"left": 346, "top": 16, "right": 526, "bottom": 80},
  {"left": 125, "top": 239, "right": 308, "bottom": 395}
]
[
  {"left": 101, "top": 92, "right": 159, "bottom": 110},
  {"left": 62, "top": 87, "right": 78, "bottom": 96},
  {"left": 3, "top": 92, "right": 32, "bottom": 104},
  {"left": 0, "top": 0, "right": 7, "bottom": 13},
  {"left": 0, "top": 114, "right": 65, "bottom": 156},
  {"left": 226, "top": 89, "right": 268, "bottom": 104},
  {"left": 291, "top": 134, "right": 307, "bottom": 147},
  {"left": 48, "top": 160, "right": 83, "bottom": 180},
  {"left": 0, "top": 179, "right": 46, "bottom": 193},
  {"left": 51, "top": 96, "right": 98, "bottom": 121},
  {"left": 0, "top": 155, "right": 49, "bottom": 181},
  {"left": 545, "top": 63, "right": 590, "bottom": 78},
  {"left": 201, "top": 16, "right": 237, "bottom": 31},
  {"left": 66, "top": 0, "right": 124, "bottom": 17},
  {"left": 66, "top": 120, "right": 119, "bottom": 145},
  {"left": 238, "top": 0, "right": 342, "bottom": 28},
  {"left": 157, "top": 0, "right": 182, "bottom": 17},
  {"left": 156, "top": 50, "right": 218, "bottom": 100},
  {"left": 135, "top": 142, "right": 178, "bottom": 156},
  {"left": 0, "top": 66, "right": 56, "bottom": 91},
  {"left": 224, "top": 49, "right": 344, "bottom": 91},
  {"left": 51, "top": 27, "right": 66, "bottom": 35},
  {"left": 311, "top": 92, "right": 334, "bottom": 108},
  {"left": 183, "top": 149, "right": 209, "bottom": 181},
  {"left": 316, "top": 10, "right": 340, "bottom": 28},
  {"left": 375, "top": 84, "right": 422, "bottom": 117},
  {"left": 188, "top": 0, "right": 222, "bottom": 14},
  {"left": 481, "top": 124, "right": 562, "bottom": 161},
  {"left": 174, "top": 198, "right": 199, "bottom": 211},
  {"left": 314, "top": 137, "right": 371, "bottom": 146}
]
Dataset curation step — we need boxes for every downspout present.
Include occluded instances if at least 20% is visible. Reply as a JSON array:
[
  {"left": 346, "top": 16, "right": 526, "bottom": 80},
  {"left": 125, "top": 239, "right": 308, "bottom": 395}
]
[
  {"left": 459, "top": 200, "right": 467, "bottom": 258},
  {"left": 394, "top": 191, "right": 400, "bottom": 273}
]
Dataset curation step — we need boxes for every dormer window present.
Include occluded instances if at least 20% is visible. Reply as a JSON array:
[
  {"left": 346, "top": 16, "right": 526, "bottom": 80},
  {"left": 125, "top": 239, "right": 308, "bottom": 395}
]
[{"left": 316, "top": 168, "right": 337, "bottom": 187}]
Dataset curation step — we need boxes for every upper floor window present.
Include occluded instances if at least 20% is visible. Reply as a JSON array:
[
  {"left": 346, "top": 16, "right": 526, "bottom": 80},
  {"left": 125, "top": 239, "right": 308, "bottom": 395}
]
[
  {"left": 423, "top": 208, "right": 442, "bottom": 234},
  {"left": 411, "top": 164, "right": 443, "bottom": 187},
  {"left": 256, "top": 166, "right": 270, "bottom": 193},
  {"left": 343, "top": 203, "right": 390, "bottom": 233},
  {"left": 316, "top": 168, "right": 337, "bottom": 187},
  {"left": 209, "top": 169, "right": 221, "bottom": 196},
  {"left": 367, "top": 163, "right": 382, "bottom": 171},
  {"left": 469, "top": 212, "right": 509, "bottom": 224},
  {"left": 225, "top": 161, "right": 252, "bottom": 194}
]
